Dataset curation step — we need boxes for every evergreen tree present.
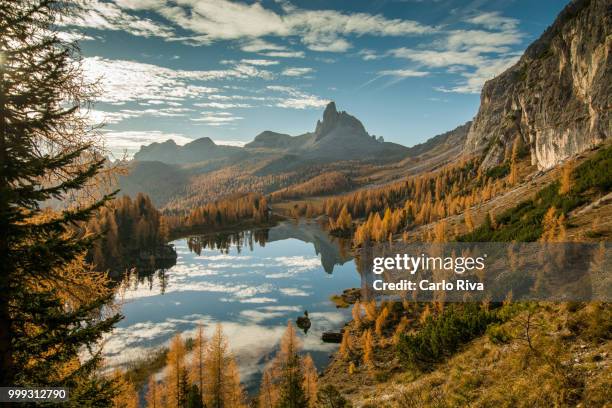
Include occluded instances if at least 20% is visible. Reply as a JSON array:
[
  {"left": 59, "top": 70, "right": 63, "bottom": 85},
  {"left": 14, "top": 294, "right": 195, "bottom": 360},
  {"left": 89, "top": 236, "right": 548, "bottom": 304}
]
[
  {"left": 185, "top": 384, "right": 204, "bottom": 408},
  {"left": 316, "top": 385, "right": 351, "bottom": 408},
  {"left": 0, "top": 0, "right": 122, "bottom": 401},
  {"left": 275, "top": 322, "right": 308, "bottom": 408}
]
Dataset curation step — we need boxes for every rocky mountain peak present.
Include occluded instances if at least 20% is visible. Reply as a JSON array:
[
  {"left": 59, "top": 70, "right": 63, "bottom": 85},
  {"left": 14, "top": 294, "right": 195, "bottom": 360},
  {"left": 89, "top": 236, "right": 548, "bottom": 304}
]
[
  {"left": 186, "top": 137, "right": 216, "bottom": 148},
  {"left": 315, "top": 101, "right": 367, "bottom": 140},
  {"left": 322, "top": 101, "right": 338, "bottom": 121}
]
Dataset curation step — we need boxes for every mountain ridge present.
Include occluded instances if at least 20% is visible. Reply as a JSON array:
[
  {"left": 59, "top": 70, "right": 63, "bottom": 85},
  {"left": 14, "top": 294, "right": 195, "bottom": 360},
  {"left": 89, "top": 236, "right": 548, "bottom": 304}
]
[
  {"left": 134, "top": 102, "right": 410, "bottom": 164},
  {"left": 134, "top": 136, "right": 246, "bottom": 164}
]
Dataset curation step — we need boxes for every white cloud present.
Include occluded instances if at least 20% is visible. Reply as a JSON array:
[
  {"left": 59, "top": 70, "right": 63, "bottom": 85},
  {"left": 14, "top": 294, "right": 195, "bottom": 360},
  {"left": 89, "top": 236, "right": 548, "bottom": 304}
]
[
  {"left": 240, "top": 39, "right": 287, "bottom": 52},
  {"left": 279, "top": 288, "right": 311, "bottom": 297},
  {"left": 241, "top": 59, "right": 279, "bottom": 66},
  {"left": 194, "top": 102, "right": 252, "bottom": 109},
  {"left": 378, "top": 69, "right": 429, "bottom": 78},
  {"left": 281, "top": 67, "right": 314, "bottom": 77},
  {"left": 190, "top": 112, "right": 243, "bottom": 126},
  {"left": 239, "top": 297, "right": 278, "bottom": 304},
  {"left": 57, "top": 30, "right": 96, "bottom": 42},
  {"left": 436, "top": 55, "right": 520, "bottom": 93},
  {"left": 358, "top": 49, "right": 381, "bottom": 61},
  {"left": 260, "top": 50, "right": 305, "bottom": 58},
  {"left": 61, "top": 0, "right": 174, "bottom": 39},
  {"left": 390, "top": 48, "right": 485, "bottom": 68},
  {"left": 82, "top": 57, "right": 276, "bottom": 105},
  {"left": 214, "top": 140, "right": 246, "bottom": 147},
  {"left": 67, "top": 0, "right": 434, "bottom": 52},
  {"left": 239, "top": 310, "right": 285, "bottom": 323},
  {"left": 387, "top": 11, "right": 524, "bottom": 93},
  {"left": 101, "top": 130, "right": 194, "bottom": 156},
  {"left": 86, "top": 109, "right": 141, "bottom": 124},
  {"left": 266, "top": 86, "right": 329, "bottom": 109},
  {"left": 466, "top": 12, "right": 519, "bottom": 31}
]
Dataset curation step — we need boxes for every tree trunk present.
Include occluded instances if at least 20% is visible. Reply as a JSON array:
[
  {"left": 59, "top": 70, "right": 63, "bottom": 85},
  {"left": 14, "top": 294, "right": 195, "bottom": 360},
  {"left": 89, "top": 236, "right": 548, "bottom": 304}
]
[{"left": 0, "top": 59, "right": 14, "bottom": 386}]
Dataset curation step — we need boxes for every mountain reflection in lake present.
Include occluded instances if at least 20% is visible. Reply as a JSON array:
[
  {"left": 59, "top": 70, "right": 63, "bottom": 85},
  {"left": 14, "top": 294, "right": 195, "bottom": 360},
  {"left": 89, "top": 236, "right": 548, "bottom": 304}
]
[{"left": 107, "top": 221, "right": 358, "bottom": 392}]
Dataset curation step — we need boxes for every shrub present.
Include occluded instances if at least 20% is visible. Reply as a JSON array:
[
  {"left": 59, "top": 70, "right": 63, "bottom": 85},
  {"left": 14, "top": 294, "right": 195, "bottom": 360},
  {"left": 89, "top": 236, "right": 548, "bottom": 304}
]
[
  {"left": 487, "top": 324, "right": 511, "bottom": 344},
  {"left": 397, "top": 303, "right": 498, "bottom": 371}
]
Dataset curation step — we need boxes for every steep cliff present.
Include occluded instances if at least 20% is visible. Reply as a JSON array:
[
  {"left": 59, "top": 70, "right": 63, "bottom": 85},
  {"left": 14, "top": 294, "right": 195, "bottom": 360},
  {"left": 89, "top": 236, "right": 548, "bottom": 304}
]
[{"left": 464, "top": 0, "right": 611, "bottom": 170}]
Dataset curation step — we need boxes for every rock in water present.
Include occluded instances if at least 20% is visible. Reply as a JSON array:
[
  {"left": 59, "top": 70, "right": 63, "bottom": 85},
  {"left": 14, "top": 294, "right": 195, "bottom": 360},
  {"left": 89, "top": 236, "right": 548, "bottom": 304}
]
[{"left": 296, "top": 311, "right": 311, "bottom": 334}]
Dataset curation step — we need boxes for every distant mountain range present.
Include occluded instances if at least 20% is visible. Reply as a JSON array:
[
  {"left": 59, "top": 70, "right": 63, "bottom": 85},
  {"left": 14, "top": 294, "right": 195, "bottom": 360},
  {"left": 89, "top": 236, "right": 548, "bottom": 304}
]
[
  {"left": 133, "top": 101, "right": 409, "bottom": 165},
  {"left": 125, "top": 0, "right": 610, "bottom": 209},
  {"left": 120, "top": 103, "right": 470, "bottom": 207}
]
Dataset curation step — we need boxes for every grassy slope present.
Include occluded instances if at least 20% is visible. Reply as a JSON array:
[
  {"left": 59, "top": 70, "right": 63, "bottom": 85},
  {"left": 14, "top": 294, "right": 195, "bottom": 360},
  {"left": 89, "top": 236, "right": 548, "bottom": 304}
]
[
  {"left": 319, "top": 144, "right": 612, "bottom": 407},
  {"left": 325, "top": 303, "right": 610, "bottom": 407}
]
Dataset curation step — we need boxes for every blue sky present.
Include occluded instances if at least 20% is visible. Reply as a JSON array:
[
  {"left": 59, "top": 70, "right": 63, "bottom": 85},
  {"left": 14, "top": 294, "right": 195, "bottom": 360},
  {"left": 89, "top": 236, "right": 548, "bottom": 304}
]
[{"left": 61, "top": 0, "right": 568, "bottom": 156}]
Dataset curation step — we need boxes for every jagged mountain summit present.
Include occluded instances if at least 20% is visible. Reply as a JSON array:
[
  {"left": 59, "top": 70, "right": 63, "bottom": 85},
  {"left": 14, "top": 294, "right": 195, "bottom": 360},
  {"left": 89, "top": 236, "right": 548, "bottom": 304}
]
[
  {"left": 246, "top": 101, "right": 409, "bottom": 161},
  {"left": 134, "top": 102, "right": 409, "bottom": 165},
  {"left": 464, "top": 0, "right": 611, "bottom": 170}
]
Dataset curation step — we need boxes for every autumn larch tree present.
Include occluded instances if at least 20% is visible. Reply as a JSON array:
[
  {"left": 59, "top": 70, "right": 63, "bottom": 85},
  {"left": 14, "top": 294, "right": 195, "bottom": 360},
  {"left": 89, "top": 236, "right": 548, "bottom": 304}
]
[
  {"left": 204, "top": 323, "right": 245, "bottom": 408},
  {"left": 188, "top": 324, "right": 207, "bottom": 406},
  {"left": 166, "top": 333, "right": 188, "bottom": 408},
  {"left": 0, "top": 0, "right": 122, "bottom": 400},
  {"left": 302, "top": 354, "right": 318, "bottom": 408},
  {"left": 258, "top": 367, "right": 278, "bottom": 408},
  {"left": 275, "top": 322, "right": 309, "bottom": 408}
]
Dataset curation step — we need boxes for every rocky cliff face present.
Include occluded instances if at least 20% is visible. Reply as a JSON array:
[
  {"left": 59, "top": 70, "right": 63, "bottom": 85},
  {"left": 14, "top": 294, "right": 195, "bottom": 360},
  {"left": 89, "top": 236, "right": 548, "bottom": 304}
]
[
  {"left": 314, "top": 101, "right": 368, "bottom": 141},
  {"left": 464, "top": 0, "right": 611, "bottom": 170}
]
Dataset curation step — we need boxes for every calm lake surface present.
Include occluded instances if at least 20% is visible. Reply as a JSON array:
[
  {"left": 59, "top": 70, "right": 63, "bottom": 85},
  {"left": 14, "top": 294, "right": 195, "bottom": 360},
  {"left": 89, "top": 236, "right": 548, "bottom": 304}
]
[{"left": 105, "top": 221, "right": 360, "bottom": 390}]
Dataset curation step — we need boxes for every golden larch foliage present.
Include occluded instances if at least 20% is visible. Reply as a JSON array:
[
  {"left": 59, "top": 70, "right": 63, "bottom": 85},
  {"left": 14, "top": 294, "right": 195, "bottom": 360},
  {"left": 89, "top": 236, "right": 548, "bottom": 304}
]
[
  {"left": 464, "top": 208, "right": 475, "bottom": 232},
  {"left": 364, "top": 300, "right": 378, "bottom": 322},
  {"left": 420, "top": 304, "right": 432, "bottom": 324},
  {"left": 258, "top": 368, "right": 278, "bottom": 408},
  {"left": 165, "top": 334, "right": 187, "bottom": 408},
  {"left": 375, "top": 306, "right": 390, "bottom": 337},
  {"left": 433, "top": 220, "right": 447, "bottom": 243},
  {"left": 362, "top": 329, "right": 374, "bottom": 368},
  {"left": 204, "top": 323, "right": 245, "bottom": 408},
  {"left": 351, "top": 301, "right": 362, "bottom": 328},
  {"left": 540, "top": 207, "right": 566, "bottom": 242},
  {"left": 393, "top": 317, "right": 411, "bottom": 345},
  {"left": 111, "top": 370, "right": 139, "bottom": 408},
  {"left": 302, "top": 354, "right": 318, "bottom": 408},
  {"left": 339, "top": 330, "right": 352, "bottom": 360},
  {"left": 145, "top": 376, "right": 164, "bottom": 408},
  {"left": 188, "top": 324, "right": 207, "bottom": 406},
  {"left": 559, "top": 161, "right": 573, "bottom": 195}
]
